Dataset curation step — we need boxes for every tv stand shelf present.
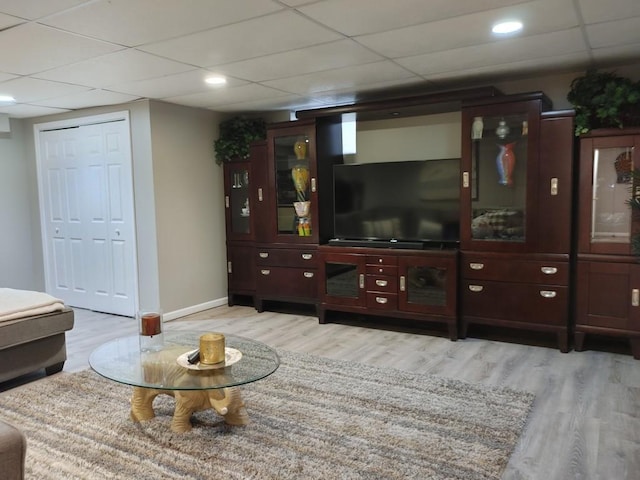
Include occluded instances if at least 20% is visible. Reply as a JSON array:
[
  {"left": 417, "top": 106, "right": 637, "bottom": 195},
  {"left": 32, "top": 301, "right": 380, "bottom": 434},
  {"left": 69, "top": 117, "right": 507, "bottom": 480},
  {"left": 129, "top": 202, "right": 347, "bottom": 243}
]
[{"left": 318, "top": 245, "right": 458, "bottom": 340}]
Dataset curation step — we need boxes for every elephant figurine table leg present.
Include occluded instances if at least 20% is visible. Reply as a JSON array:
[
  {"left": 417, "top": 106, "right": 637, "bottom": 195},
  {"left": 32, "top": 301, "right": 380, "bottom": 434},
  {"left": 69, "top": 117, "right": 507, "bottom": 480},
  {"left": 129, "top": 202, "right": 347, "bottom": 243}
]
[{"left": 130, "top": 386, "right": 249, "bottom": 433}]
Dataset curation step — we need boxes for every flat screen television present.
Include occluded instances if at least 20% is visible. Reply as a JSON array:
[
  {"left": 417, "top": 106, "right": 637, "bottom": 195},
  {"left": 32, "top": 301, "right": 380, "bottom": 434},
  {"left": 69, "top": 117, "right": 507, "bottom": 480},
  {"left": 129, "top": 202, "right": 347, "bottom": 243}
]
[{"left": 332, "top": 159, "right": 460, "bottom": 248}]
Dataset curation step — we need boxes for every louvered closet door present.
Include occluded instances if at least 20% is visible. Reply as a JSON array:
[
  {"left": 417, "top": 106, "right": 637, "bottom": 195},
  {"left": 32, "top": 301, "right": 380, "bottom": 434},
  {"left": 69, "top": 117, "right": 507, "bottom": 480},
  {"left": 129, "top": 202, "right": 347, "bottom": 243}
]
[{"left": 39, "top": 119, "right": 137, "bottom": 316}]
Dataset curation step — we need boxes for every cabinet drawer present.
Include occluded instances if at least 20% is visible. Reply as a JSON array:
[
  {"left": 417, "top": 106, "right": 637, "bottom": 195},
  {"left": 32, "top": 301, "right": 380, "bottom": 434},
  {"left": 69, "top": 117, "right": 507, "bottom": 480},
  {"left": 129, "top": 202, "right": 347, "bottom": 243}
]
[
  {"left": 366, "top": 255, "right": 397, "bottom": 266},
  {"left": 366, "top": 275, "right": 397, "bottom": 293},
  {"left": 462, "top": 280, "right": 568, "bottom": 325},
  {"left": 257, "top": 266, "right": 317, "bottom": 298},
  {"left": 256, "top": 248, "right": 317, "bottom": 267},
  {"left": 366, "top": 264, "right": 398, "bottom": 276},
  {"left": 366, "top": 292, "right": 398, "bottom": 310},
  {"left": 461, "top": 255, "right": 568, "bottom": 284}
]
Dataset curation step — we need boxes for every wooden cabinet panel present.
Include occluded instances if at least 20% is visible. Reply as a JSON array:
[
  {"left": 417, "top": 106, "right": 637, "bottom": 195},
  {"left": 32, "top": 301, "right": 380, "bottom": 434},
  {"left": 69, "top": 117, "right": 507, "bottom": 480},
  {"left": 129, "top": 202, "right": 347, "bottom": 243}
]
[
  {"left": 461, "top": 254, "right": 569, "bottom": 284},
  {"left": 463, "top": 280, "right": 568, "bottom": 325},
  {"left": 576, "top": 260, "right": 640, "bottom": 331},
  {"left": 226, "top": 243, "right": 255, "bottom": 305},
  {"left": 366, "top": 292, "right": 398, "bottom": 310},
  {"left": 318, "top": 246, "right": 458, "bottom": 339},
  {"left": 256, "top": 266, "right": 317, "bottom": 299},
  {"left": 255, "top": 247, "right": 317, "bottom": 268}
]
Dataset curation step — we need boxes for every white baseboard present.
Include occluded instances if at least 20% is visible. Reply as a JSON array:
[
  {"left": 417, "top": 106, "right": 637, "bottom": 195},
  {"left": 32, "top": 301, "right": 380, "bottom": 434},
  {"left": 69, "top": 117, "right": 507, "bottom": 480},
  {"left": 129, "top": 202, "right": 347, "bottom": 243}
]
[{"left": 163, "top": 297, "right": 228, "bottom": 322}]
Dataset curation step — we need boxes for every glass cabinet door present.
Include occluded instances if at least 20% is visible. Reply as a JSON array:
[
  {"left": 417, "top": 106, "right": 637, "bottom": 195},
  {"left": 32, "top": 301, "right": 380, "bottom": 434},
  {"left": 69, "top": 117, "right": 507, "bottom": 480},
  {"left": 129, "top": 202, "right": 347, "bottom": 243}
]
[
  {"left": 578, "top": 132, "right": 640, "bottom": 255},
  {"left": 591, "top": 144, "right": 634, "bottom": 245},
  {"left": 274, "top": 134, "right": 313, "bottom": 237},
  {"left": 469, "top": 113, "right": 529, "bottom": 242},
  {"left": 224, "top": 162, "right": 252, "bottom": 240},
  {"left": 398, "top": 256, "right": 456, "bottom": 316},
  {"left": 320, "top": 253, "right": 365, "bottom": 307}
]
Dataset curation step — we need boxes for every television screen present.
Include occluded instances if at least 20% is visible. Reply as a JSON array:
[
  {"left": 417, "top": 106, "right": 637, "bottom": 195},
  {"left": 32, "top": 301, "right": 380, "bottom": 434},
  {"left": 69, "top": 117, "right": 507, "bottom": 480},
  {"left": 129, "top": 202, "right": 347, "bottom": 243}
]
[{"left": 333, "top": 159, "right": 460, "bottom": 245}]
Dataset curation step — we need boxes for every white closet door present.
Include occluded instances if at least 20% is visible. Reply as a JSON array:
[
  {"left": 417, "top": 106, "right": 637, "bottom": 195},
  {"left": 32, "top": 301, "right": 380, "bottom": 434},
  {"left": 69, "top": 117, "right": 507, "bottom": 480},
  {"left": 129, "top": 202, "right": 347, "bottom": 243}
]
[{"left": 39, "top": 118, "right": 137, "bottom": 316}]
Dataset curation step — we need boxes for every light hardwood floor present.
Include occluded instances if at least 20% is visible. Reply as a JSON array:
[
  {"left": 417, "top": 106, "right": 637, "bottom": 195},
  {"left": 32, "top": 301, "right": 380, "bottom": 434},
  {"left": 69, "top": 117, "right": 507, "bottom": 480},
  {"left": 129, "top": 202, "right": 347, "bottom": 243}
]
[{"left": 4, "top": 305, "right": 640, "bottom": 479}]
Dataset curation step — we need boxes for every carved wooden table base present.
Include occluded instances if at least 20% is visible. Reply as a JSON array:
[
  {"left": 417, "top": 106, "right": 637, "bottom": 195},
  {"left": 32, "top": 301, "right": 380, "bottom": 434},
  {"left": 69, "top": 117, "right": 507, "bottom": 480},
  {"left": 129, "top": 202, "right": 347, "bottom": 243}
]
[{"left": 130, "top": 385, "right": 249, "bottom": 433}]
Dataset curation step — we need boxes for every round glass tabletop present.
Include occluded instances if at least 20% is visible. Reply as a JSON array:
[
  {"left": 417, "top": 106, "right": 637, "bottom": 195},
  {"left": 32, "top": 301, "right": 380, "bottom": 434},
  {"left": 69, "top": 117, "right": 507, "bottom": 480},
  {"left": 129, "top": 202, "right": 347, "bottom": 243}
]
[{"left": 89, "top": 331, "right": 280, "bottom": 390}]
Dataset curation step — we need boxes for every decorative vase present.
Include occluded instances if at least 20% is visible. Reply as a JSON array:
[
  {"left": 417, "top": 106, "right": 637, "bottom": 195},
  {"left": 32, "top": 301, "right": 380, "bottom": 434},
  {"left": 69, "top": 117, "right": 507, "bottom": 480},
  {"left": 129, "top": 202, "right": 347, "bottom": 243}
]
[
  {"left": 496, "top": 142, "right": 516, "bottom": 186},
  {"left": 614, "top": 151, "right": 632, "bottom": 184},
  {"left": 472, "top": 117, "right": 484, "bottom": 140},
  {"left": 293, "top": 137, "right": 307, "bottom": 160},
  {"left": 495, "top": 119, "right": 510, "bottom": 139},
  {"left": 291, "top": 165, "right": 309, "bottom": 202}
]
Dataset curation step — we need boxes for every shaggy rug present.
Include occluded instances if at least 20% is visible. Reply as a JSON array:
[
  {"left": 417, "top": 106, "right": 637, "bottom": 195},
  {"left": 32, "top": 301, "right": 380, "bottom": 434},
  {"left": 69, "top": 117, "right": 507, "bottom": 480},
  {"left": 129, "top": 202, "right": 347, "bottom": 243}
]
[{"left": 0, "top": 350, "right": 534, "bottom": 480}]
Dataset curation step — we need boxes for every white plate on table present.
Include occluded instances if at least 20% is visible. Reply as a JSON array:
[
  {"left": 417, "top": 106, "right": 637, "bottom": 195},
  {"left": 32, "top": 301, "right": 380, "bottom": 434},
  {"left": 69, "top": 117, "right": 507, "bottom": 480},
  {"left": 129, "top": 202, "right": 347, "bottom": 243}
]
[{"left": 176, "top": 347, "right": 242, "bottom": 370}]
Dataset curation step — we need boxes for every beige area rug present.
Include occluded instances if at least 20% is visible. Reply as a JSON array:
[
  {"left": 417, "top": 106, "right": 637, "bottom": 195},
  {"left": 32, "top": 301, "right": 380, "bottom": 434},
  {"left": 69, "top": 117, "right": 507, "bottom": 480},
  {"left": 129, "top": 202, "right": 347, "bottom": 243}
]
[{"left": 0, "top": 351, "right": 534, "bottom": 480}]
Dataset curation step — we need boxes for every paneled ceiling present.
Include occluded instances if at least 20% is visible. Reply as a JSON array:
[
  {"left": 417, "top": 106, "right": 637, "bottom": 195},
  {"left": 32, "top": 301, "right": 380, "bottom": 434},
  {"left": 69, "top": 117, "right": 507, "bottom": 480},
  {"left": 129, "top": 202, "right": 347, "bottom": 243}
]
[{"left": 0, "top": 0, "right": 638, "bottom": 119}]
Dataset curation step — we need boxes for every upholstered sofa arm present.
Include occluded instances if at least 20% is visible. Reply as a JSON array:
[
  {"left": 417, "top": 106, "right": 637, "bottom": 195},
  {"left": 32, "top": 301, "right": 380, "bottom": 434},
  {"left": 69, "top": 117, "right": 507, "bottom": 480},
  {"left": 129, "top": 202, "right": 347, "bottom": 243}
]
[{"left": 0, "top": 419, "right": 26, "bottom": 480}]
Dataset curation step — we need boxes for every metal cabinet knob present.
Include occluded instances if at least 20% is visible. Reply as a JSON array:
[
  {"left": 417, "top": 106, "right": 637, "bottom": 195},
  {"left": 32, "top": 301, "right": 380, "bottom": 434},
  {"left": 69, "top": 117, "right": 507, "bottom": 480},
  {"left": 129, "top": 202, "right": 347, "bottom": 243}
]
[
  {"left": 259, "top": 252, "right": 269, "bottom": 258},
  {"left": 540, "top": 290, "right": 557, "bottom": 298},
  {"left": 375, "top": 279, "right": 388, "bottom": 287},
  {"left": 303, "top": 272, "right": 314, "bottom": 278},
  {"left": 375, "top": 296, "right": 388, "bottom": 304},
  {"left": 469, "top": 263, "right": 484, "bottom": 270},
  {"left": 301, "top": 253, "right": 313, "bottom": 260},
  {"left": 541, "top": 266, "right": 557, "bottom": 274},
  {"left": 260, "top": 269, "right": 270, "bottom": 275},
  {"left": 468, "top": 285, "right": 483, "bottom": 292}
]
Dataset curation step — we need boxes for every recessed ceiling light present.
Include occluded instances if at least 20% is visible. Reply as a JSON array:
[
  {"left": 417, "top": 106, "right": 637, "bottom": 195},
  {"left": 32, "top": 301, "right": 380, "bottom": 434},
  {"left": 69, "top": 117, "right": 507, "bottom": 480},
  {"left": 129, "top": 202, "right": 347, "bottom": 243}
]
[
  {"left": 205, "top": 75, "right": 227, "bottom": 86},
  {"left": 492, "top": 21, "right": 523, "bottom": 35},
  {"left": 0, "top": 95, "right": 16, "bottom": 104}
]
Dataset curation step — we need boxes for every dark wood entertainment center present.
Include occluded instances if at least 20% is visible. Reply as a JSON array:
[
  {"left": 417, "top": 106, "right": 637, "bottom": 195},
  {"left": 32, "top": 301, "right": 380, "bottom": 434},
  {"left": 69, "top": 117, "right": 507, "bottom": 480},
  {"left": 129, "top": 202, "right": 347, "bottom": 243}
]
[{"left": 223, "top": 87, "right": 640, "bottom": 358}]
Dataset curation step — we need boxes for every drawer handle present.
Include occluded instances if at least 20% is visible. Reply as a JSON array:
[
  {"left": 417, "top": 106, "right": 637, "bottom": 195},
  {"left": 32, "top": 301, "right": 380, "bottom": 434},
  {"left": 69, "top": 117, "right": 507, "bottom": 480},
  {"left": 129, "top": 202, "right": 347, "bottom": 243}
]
[
  {"left": 550, "top": 177, "right": 558, "bottom": 196},
  {"left": 303, "top": 272, "right": 314, "bottom": 278},
  {"left": 470, "top": 263, "right": 484, "bottom": 270},
  {"left": 259, "top": 252, "right": 269, "bottom": 258},
  {"left": 301, "top": 253, "right": 313, "bottom": 260},
  {"left": 227, "top": 261, "right": 232, "bottom": 274},
  {"left": 225, "top": 195, "right": 230, "bottom": 208},
  {"left": 468, "top": 285, "right": 483, "bottom": 292},
  {"left": 375, "top": 279, "right": 388, "bottom": 287},
  {"left": 541, "top": 266, "right": 557, "bottom": 275},
  {"left": 258, "top": 187, "right": 263, "bottom": 202},
  {"left": 378, "top": 258, "right": 383, "bottom": 263},
  {"left": 540, "top": 290, "right": 556, "bottom": 298},
  {"left": 260, "top": 269, "right": 270, "bottom": 275},
  {"left": 375, "top": 296, "right": 388, "bottom": 304},
  {"left": 311, "top": 177, "right": 316, "bottom": 192},
  {"left": 400, "top": 275, "right": 406, "bottom": 292},
  {"left": 359, "top": 274, "right": 365, "bottom": 289},
  {"left": 632, "top": 289, "right": 640, "bottom": 307}
]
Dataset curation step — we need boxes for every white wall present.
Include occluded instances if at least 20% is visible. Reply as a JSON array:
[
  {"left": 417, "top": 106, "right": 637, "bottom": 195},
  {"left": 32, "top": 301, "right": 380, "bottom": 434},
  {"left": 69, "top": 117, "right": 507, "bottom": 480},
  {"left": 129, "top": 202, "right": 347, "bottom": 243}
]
[
  {"left": 149, "top": 101, "right": 226, "bottom": 315},
  {"left": 0, "top": 119, "right": 35, "bottom": 289}
]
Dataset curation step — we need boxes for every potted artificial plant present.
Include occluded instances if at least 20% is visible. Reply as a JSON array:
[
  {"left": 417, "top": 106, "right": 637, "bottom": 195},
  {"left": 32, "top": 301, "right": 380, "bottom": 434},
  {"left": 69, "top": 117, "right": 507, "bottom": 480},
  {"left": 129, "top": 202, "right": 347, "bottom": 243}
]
[
  {"left": 567, "top": 69, "right": 640, "bottom": 136},
  {"left": 214, "top": 116, "right": 266, "bottom": 165}
]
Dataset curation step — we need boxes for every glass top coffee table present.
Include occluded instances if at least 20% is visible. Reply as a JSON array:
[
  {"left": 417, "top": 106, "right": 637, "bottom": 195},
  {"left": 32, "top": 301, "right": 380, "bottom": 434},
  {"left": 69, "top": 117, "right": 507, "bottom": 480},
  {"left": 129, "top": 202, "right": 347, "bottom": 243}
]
[{"left": 89, "top": 331, "right": 280, "bottom": 433}]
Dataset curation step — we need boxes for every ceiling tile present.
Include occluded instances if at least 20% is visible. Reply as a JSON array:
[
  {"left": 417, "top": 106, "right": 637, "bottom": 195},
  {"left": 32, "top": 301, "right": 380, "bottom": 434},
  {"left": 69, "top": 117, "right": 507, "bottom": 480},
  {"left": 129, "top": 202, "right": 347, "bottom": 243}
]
[
  {"left": 0, "top": 103, "right": 70, "bottom": 118},
  {"left": 397, "top": 29, "right": 586, "bottom": 76},
  {"left": 140, "top": 11, "right": 343, "bottom": 67},
  {"left": 262, "top": 61, "right": 418, "bottom": 95},
  {"left": 211, "top": 94, "right": 327, "bottom": 113},
  {"left": 592, "top": 43, "right": 640, "bottom": 63},
  {"left": 216, "top": 40, "right": 383, "bottom": 82},
  {"left": 0, "top": 0, "right": 87, "bottom": 20},
  {"left": 34, "top": 49, "right": 194, "bottom": 87},
  {"left": 0, "top": 77, "right": 90, "bottom": 102},
  {"left": 578, "top": 0, "right": 640, "bottom": 24},
  {"left": 424, "top": 52, "right": 589, "bottom": 83},
  {"left": 586, "top": 18, "right": 640, "bottom": 49},
  {"left": 166, "top": 83, "right": 290, "bottom": 108},
  {"left": 109, "top": 69, "right": 248, "bottom": 99},
  {"left": 355, "top": 0, "right": 578, "bottom": 59},
  {"left": 0, "top": 73, "right": 18, "bottom": 83},
  {"left": 0, "top": 23, "right": 124, "bottom": 75},
  {"left": 42, "top": 0, "right": 284, "bottom": 46},
  {"left": 298, "top": 0, "right": 531, "bottom": 36},
  {"left": 34, "top": 89, "right": 140, "bottom": 109},
  {"left": 0, "top": 12, "right": 24, "bottom": 29}
]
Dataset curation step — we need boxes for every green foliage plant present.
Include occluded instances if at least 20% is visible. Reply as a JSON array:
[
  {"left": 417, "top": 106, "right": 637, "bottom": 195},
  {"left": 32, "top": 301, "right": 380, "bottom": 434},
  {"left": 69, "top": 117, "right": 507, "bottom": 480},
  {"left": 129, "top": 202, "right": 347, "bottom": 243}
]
[
  {"left": 567, "top": 69, "right": 640, "bottom": 136},
  {"left": 214, "top": 116, "right": 266, "bottom": 164}
]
